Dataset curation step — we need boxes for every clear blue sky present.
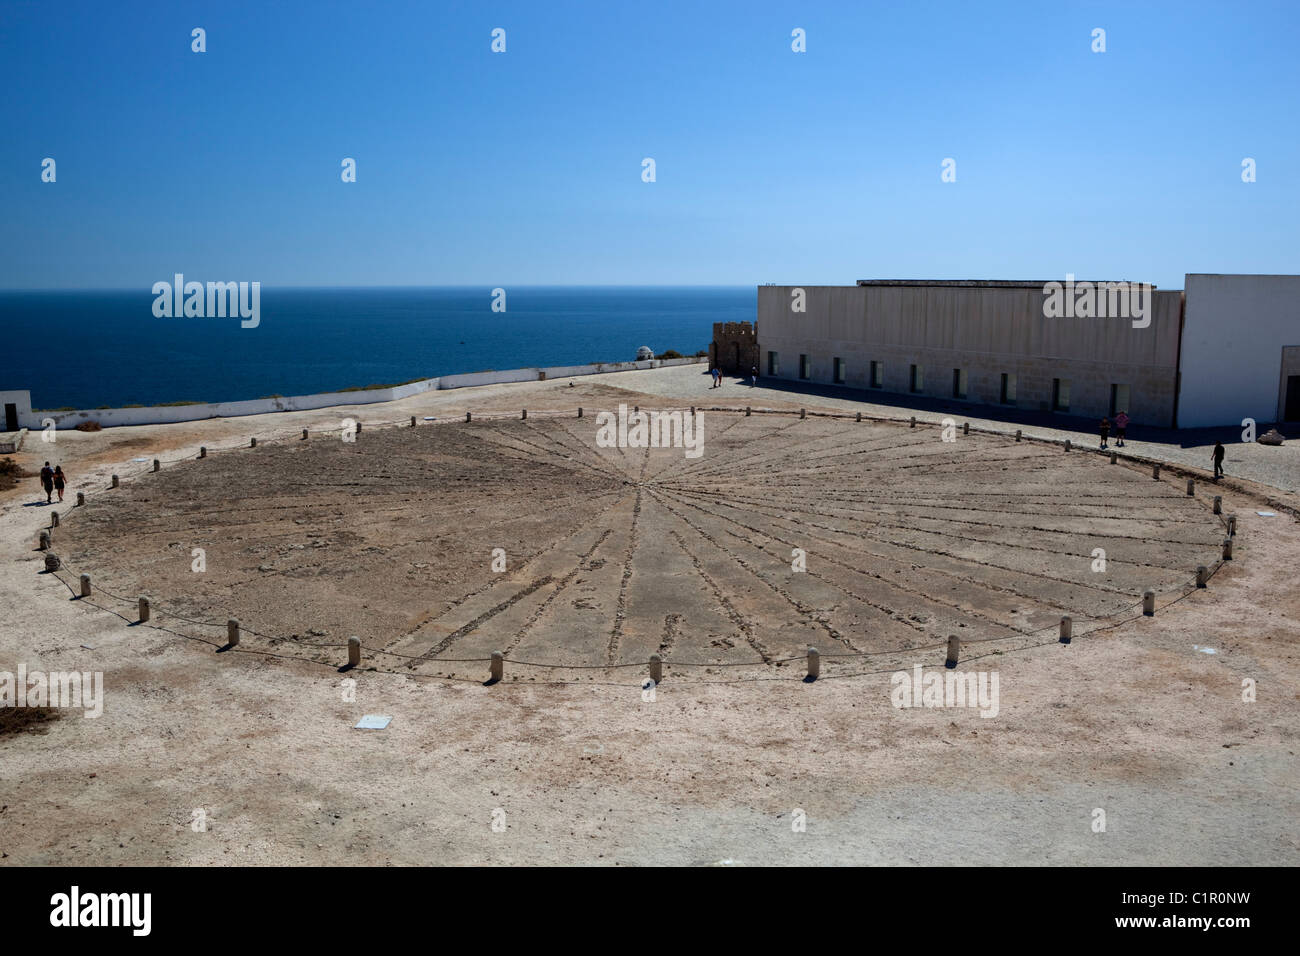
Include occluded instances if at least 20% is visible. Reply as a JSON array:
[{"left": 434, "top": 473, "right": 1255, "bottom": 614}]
[{"left": 2, "top": 0, "right": 1297, "bottom": 289}]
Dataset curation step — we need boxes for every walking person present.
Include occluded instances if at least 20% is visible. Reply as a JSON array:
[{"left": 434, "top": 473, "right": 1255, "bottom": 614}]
[
  {"left": 1212, "top": 441, "right": 1225, "bottom": 480},
  {"left": 750, "top": 365, "right": 758, "bottom": 387},
  {"left": 1113, "top": 410, "right": 1129, "bottom": 447},
  {"left": 53, "top": 465, "right": 66, "bottom": 503},
  {"left": 39, "top": 461, "right": 54, "bottom": 504},
  {"left": 1099, "top": 417, "right": 1110, "bottom": 449}
]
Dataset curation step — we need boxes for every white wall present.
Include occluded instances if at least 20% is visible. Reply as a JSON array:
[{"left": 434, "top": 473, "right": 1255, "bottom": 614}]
[
  {"left": 412, "top": 356, "right": 701, "bottom": 390},
  {"left": 26, "top": 379, "right": 442, "bottom": 429},
  {"left": 1178, "top": 274, "right": 1300, "bottom": 428},
  {"left": 19, "top": 357, "right": 706, "bottom": 429},
  {"left": 757, "top": 285, "right": 1183, "bottom": 425}
]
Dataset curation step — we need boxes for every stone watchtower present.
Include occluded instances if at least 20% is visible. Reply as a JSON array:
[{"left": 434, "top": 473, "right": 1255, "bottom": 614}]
[{"left": 710, "top": 321, "right": 759, "bottom": 374}]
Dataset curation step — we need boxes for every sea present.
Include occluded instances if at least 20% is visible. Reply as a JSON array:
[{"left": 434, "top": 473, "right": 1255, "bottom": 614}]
[{"left": 0, "top": 287, "right": 754, "bottom": 411}]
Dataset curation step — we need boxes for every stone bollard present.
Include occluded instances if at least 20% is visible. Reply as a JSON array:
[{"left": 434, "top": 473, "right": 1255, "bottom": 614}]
[
  {"left": 1152, "top": 463, "right": 1160, "bottom": 479},
  {"left": 348, "top": 636, "right": 361, "bottom": 668},
  {"left": 806, "top": 646, "right": 820, "bottom": 681},
  {"left": 50, "top": 511, "right": 59, "bottom": 528},
  {"left": 111, "top": 475, "right": 119, "bottom": 488},
  {"left": 410, "top": 416, "right": 416, "bottom": 427},
  {"left": 1064, "top": 440, "right": 1071, "bottom": 452},
  {"left": 690, "top": 406, "right": 695, "bottom": 417},
  {"left": 522, "top": 409, "right": 527, "bottom": 420},
  {"left": 856, "top": 412, "right": 862, "bottom": 422},
  {"left": 1015, "top": 429, "right": 1022, "bottom": 442},
  {"left": 1110, "top": 452, "right": 1117, "bottom": 464},
  {"left": 466, "top": 412, "right": 472, "bottom": 423},
  {"left": 1227, "top": 514, "right": 1237, "bottom": 536},
  {"left": 800, "top": 409, "right": 806, "bottom": 419},
  {"left": 746, "top": 407, "right": 751, "bottom": 416},
  {"left": 578, "top": 408, "right": 583, "bottom": 418},
  {"left": 302, "top": 429, "right": 308, "bottom": 440},
  {"left": 945, "top": 635, "right": 960, "bottom": 669},
  {"left": 153, "top": 459, "right": 160, "bottom": 472},
  {"left": 44, "top": 552, "right": 61, "bottom": 572},
  {"left": 1196, "top": 565, "right": 1208, "bottom": 588},
  {"left": 77, "top": 492, "right": 85, "bottom": 506},
  {"left": 634, "top": 406, "right": 639, "bottom": 414},
  {"left": 250, "top": 437, "right": 257, "bottom": 447},
  {"left": 138, "top": 596, "right": 150, "bottom": 623},
  {"left": 1186, "top": 479, "right": 1195, "bottom": 496},
  {"left": 38, "top": 531, "right": 50, "bottom": 550},
  {"left": 489, "top": 651, "right": 503, "bottom": 683},
  {"left": 356, "top": 421, "right": 362, "bottom": 435},
  {"left": 1142, "top": 589, "right": 1155, "bottom": 616},
  {"left": 910, "top": 417, "right": 916, "bottom": 428},
  {"left": 649, "top": 654, "right": 663, "bottom": 685},
  {"left": 1059, "top": 615, "right": 1072, "bottom": 644},
  {"left": 1213, "top": 495, "right": 1222, "bottom": 515},
  {"left": 227, "top": 619, "right": 240, "bottom": 647},
  {"left": 80, "top": 574, "right": 92, "bottom": 598},
  {"left": 199, "top": 446, "right": 207, "bottom": 458},
  {"left": 963, "top": 422, "right": 969, "bottom": 435},
  {"left": 1222, "top": 537, "right": 1233, "bottom": 560}
]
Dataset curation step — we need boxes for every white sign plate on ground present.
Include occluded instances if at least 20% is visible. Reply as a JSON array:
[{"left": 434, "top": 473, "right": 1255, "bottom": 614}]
[
  {"left": 1256, "top": 511, "right": 1276, "bottom": 517},
  {"left": 354, "top": 715, "right": 392, "bottom": 730}
]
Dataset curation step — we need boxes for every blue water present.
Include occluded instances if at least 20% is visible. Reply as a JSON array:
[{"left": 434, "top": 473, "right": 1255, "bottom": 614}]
[{"left": 0, "top": 287, "right": 752, "bottom": 410}]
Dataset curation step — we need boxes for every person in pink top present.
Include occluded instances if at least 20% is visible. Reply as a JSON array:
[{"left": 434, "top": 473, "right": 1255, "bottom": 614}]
[{"left": 1113, "top": 410, "right": 1130, "bottom": 447}]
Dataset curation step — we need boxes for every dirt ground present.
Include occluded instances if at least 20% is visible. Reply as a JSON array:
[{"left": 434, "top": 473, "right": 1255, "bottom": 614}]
[{"left": 1, "top": 368, "right": 1297, "bottom": 865}]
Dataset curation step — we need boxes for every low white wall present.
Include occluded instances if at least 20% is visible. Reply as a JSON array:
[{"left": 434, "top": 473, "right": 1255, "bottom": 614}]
[
  {"left": 438, "top": 356, "right": 703, "bottom": 390},
  {"left": 437, "top": 369, "right": 540, "bottom": 389},
  {"left": 29, "top": 377, "right": 442, "bottom": 429},
  {"left": 23, "top": 356, "right": 707, "bottom": 429}
]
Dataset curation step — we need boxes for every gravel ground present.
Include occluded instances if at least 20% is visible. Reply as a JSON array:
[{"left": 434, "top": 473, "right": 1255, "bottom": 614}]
[{"left": 1, "top": 364, "right": 1297, "bottom": 866}]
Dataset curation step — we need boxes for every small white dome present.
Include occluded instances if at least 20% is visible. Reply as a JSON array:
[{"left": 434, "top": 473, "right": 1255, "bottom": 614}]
[{"left": 636, "top": 346, "right": 654, "bottom": 360}]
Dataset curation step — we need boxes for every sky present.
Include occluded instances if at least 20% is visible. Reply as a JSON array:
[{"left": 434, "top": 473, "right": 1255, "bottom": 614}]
[{"left": 2, "top": 0, "right": 1298, "bottom": 290}]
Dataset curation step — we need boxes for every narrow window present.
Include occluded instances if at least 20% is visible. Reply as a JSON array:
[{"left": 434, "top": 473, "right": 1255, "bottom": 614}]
[
  {"left": 1053, "top": 378, "right": 1071, "bottom": 412},
  {"left": 1000, "top": 373, "right": 1017, "bottom": 404},
  {"left": 870, "top": 361, "right": 883, "bottom": 388},
  {"left": 1110, "top": 383, "right": 1129, "bottom": 417},
  {"left": 910, "top": 364, "right": 923, "bottom": 394},
  {"left": 833, "top": 357, "right": 845, "bottom": 384},
  {"left": 768, "top": 350, "right": 779, "bottom": 376}
]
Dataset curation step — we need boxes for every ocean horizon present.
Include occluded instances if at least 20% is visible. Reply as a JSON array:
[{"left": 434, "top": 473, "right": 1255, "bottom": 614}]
[{"left": 0, "top": 286, "right": 754, "bottom": 411}]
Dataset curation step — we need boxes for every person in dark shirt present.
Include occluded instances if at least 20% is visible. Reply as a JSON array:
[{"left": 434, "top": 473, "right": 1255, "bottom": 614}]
[
  {"left": 39, "top": 462, "right": 54, "bottom": 503},
  {"left": 1212, "top": 441, "right": 1225, "bottom": 480},
  {"left": 1099, "top": 417, "right": 1110, "bottom": 450},
  {"left": 53, "top": 465, "right": 66, "bottom": 503}
]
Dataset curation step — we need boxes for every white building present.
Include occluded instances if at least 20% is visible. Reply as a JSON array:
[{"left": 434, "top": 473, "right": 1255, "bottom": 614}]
[
  {"left": 1176, "top": 274, "right": 1300, "bottom": 428},
  {"left": 1, "top": 389, "right": 32, "bottom": 433}
]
